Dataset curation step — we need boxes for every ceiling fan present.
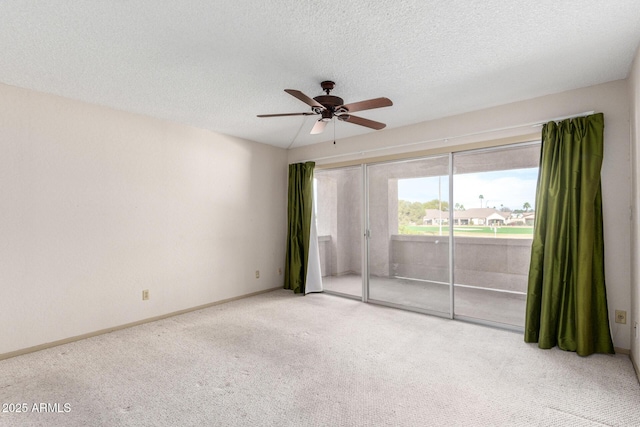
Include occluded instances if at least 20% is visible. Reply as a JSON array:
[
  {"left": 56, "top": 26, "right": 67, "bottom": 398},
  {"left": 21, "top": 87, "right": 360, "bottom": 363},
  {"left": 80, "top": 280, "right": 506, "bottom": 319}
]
[{"left": 257, "top": 81, "right": 393, "bottom": 135}]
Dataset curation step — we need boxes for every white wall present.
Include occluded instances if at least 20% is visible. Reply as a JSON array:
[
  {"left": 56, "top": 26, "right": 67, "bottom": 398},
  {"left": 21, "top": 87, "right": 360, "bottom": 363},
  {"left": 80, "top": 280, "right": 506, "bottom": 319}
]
[
  {"left": 0, "top": 83, "right": 288, "bottom": 355},
  {"left": 629, "top": 47, "right": 640, "bottom": 365},
  {"left": 290, "top": 80, "right": 632, "bottom": 350}
]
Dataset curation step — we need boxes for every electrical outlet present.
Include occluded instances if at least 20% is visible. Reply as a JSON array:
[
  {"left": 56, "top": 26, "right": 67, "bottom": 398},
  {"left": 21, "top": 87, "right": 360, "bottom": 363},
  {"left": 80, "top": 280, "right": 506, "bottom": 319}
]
[
  {"left": 142, "top": 289, "right": 149, "bottom": 301},
  {"left": 255, "top": 270, "right": 260, "bottom": 279},
  {"left": 615, "top": 310, "right": 626, "bottom": 324}
]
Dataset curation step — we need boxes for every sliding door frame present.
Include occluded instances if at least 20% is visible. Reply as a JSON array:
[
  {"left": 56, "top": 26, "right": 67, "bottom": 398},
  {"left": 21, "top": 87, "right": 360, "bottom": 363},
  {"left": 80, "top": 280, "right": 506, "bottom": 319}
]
[
  {"left": 448, "top": 152, "right": 455, "bottom": 320},
  {"left": 362, "top": 163, "right": 369, "bottom": 303}
]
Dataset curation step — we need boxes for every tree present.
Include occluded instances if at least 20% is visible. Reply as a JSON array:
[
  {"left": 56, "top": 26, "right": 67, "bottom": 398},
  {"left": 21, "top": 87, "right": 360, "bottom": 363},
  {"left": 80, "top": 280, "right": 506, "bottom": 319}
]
[
  {"left": 479, "top": 194, "right": 484, "bottom": 208},
  {"left": 398, "top": 200, "right": 427, "bottom": 225},
  {"left": 398, "top": 199, "right": 448, "bottom": 227},
  {"left": 523, "top": 202, "right": 531, "bottom": 212},
  {"left": 424, "top": 199, "right": 449, "bottom": 211}
]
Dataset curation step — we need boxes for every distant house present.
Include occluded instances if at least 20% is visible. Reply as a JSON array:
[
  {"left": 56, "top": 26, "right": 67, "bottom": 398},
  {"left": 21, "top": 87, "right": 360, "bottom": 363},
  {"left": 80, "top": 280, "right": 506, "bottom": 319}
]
[
  {"left": 453, "top": 208, "right": 510, "bottom": 226},
  {"left": 423, "top": 209, "right": 448, "bottom": 225},
  {"left": 505, "top": 212, "right": 535, "bottom": 226},
  {"left": 524, "top": 213, "right": 535, "bottom": 225}
]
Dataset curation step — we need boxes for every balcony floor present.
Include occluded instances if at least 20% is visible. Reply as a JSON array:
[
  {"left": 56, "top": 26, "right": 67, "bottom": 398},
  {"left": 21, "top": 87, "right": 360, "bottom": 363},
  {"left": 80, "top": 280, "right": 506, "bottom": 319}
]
[{"left": 321, "top": 274, "right": 526, "bottom": 328}]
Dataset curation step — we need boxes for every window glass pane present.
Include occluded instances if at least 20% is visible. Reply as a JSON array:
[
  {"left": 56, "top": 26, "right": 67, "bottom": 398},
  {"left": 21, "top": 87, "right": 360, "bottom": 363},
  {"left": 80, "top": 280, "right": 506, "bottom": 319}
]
[
  {"left": 315, "top": 167, "right": 362, "bottom": 298},
  {"left": 367, "top": 155, "right": 451, "bottom": 315},
  {"left": 398, "top": 176, "right": 449, "bottom": 236},
  {"left": 452, "top": 143, "right": 540, "bottom": 327}
]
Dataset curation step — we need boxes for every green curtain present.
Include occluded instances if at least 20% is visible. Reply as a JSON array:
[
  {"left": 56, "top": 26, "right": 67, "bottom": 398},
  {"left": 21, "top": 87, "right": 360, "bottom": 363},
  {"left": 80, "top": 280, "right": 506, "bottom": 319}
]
[
  {"left": 525, "top": 113, "right": 614, "bottom": 356},
  {"left": 284, "top": 162, "right": 315, "bottom": 294}
]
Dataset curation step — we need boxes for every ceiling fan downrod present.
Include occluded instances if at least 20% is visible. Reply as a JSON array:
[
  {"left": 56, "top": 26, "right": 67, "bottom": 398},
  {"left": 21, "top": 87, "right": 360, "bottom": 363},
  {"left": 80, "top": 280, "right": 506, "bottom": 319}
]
[{"left": 321, "top": 80, "right": 335, "bottom": 95}]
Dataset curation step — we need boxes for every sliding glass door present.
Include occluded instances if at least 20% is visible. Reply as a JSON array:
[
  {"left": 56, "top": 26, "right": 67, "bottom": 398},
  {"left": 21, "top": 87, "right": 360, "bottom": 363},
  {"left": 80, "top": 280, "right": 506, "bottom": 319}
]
[
  {"left": 314, "top": 141, "right": 540, "bottom": 330},
  {"left": 366, "top": 156, "right": 451, "bottom": 316},
  {"left": 452, "top": 143, "right": 540, "bottom": 328},
  {"left": 315, "top": 166, "right": 363, "bottom": 298}
]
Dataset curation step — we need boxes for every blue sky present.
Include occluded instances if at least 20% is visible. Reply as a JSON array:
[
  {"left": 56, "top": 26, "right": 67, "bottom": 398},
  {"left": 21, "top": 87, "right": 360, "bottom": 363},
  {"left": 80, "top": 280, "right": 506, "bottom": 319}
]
[{"left": 398, "top": 168, "right": 539, "bottom": 211}]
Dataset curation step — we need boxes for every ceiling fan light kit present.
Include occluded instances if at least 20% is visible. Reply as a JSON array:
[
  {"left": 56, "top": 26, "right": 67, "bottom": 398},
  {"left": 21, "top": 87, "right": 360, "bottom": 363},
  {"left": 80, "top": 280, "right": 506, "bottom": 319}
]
[{"left": 257, "top": 81, "right": 393, "bottom": 135}]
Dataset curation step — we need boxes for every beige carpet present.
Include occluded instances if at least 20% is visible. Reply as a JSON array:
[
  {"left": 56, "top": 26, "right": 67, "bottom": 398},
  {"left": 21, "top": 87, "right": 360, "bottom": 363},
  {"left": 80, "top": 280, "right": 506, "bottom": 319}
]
[{"left": 1, "top": 290, "right": 638, "bottom": 426}]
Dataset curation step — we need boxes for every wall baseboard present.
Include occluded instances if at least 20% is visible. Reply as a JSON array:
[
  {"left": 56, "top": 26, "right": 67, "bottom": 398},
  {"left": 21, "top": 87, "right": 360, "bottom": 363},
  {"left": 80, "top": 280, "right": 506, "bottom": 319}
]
[
  {"left": 615, "top": 346, "right": 630, "bottom": 355},
  {"left": 1, "top": 286, "right": 282, "bottom": 361},
  {"left": 631, "top": 351, "right": 640, "bottom": 385}
]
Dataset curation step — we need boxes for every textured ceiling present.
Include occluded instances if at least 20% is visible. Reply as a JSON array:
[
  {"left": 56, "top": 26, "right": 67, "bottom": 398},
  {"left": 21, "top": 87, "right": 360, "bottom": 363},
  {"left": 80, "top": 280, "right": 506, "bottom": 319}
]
[{"left": 1, "top": 1, "right": 639, "bottom": 149}]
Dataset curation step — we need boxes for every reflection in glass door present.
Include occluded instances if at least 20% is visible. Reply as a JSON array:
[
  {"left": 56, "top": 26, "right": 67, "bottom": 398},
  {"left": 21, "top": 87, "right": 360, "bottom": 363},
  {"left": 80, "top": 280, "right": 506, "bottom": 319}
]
[
  {"left": 366, "top": 156, "right": 451, "bottom": 316},
  {"left": 314, "top": 167, "right": 363, "bottom": 299}
]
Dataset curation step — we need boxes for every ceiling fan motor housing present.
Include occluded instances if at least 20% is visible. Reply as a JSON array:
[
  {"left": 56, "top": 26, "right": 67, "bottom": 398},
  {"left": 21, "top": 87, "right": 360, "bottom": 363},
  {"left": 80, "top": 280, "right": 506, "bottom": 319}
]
[
  {"left": 313, "top": 95, "right": 345, "bottom": 110},
  {"left": 315, "top": 80, "right": 345, "bottom": 116}
]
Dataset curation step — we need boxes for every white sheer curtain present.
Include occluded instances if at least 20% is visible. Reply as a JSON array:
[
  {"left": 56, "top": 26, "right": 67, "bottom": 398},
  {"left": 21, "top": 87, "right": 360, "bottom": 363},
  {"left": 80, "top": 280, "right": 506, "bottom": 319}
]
[{"left": 304, "top": 198, "right": 323, "bottom": 294}]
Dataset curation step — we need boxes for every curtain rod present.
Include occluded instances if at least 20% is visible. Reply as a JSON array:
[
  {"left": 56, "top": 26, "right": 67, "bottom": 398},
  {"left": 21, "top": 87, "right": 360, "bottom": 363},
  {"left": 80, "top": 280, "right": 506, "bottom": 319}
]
[
  {"left": 531, "top": 111, "right": 595, "bottom": 127},
  {"left": 299, "top": 111, "right": 595, "bottom": 163}
]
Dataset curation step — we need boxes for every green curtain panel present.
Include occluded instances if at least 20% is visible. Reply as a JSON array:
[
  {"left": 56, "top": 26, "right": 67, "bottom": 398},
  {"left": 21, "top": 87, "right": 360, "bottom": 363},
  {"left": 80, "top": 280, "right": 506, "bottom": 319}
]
[
  {"left": 284, "top": 162, "right": 315, "bottom": 294},
  {"left": 525, "top": 113, "right": 614, "bottom": 356}
]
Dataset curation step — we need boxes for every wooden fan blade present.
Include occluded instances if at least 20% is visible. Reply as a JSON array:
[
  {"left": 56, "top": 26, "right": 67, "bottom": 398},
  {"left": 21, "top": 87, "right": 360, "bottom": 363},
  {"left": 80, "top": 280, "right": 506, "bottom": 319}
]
[
  {"left": 285, "top": 89, "right": 325, "bottom": 109},
  {"left": 257, "top": 112, "right": 315, "bottom": 117},
  {"left": 310, "top": 120, "right": 328, "bottom": 134},
  {"left": 339, "top": 114, "right": 386, "bottom": 130},
  {"left": 340, "top": 97, "right": 393, "bottom": 113}
]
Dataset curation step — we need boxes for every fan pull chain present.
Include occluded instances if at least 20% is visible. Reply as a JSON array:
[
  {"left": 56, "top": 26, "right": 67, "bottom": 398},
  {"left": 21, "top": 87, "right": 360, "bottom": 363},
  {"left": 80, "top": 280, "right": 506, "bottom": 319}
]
[{"left": 333, "top": 118, "right": 336, "bottom": 145}]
